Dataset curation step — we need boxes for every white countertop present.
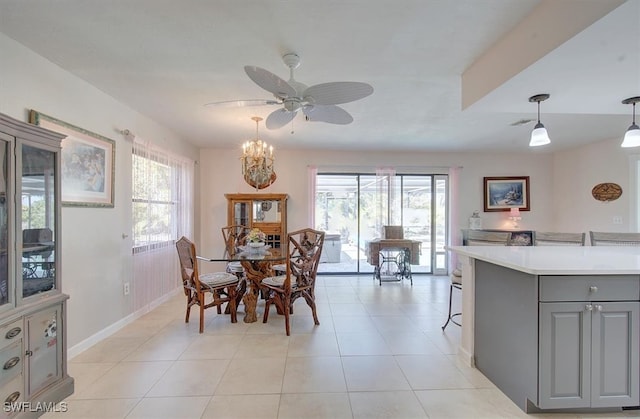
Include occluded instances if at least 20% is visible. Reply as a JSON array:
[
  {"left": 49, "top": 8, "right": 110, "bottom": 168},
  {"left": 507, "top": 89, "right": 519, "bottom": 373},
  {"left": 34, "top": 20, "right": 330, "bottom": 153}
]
[{"left": 447, "top": 245, "right": 640, "bottom": 275}]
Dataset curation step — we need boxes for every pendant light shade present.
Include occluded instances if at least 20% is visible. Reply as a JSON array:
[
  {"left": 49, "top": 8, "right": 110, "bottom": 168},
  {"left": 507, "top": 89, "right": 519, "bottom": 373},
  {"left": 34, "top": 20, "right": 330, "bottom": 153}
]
[
  {"left": 621, "top": 97, "right": 640, "bottom": 148},
  {"left": 528, "top": 94, "right": 551, "bottom": 147}
]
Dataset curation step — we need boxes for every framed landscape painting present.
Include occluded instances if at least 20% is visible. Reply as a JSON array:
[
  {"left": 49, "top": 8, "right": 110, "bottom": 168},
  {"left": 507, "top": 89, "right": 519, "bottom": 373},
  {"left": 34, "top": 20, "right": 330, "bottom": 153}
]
[
  {"left": 483, "top": 176, "right": 530, "bottom": 212},
  {"left": 30, "top": 110, "right": 115, "bottom": 207}
]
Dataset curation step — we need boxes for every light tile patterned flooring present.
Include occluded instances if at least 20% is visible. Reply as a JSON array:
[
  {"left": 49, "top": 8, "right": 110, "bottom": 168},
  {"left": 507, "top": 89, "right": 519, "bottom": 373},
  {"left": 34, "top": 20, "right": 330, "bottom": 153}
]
[{"left": 44, "top": 275, "right": 640, "bottom": 419}]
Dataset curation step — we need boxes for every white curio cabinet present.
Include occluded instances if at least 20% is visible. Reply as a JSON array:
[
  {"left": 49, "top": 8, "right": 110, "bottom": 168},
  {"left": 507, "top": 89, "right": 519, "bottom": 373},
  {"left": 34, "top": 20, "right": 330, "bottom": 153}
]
[{"left": 0, "top": 113, "right": 73, "bottom": 417}]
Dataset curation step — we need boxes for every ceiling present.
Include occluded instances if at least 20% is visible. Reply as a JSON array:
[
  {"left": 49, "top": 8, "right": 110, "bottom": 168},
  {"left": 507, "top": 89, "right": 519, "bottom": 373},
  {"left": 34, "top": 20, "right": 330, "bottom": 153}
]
[{"left": 1, "top": 0, "right": 638, "bottom": 153}]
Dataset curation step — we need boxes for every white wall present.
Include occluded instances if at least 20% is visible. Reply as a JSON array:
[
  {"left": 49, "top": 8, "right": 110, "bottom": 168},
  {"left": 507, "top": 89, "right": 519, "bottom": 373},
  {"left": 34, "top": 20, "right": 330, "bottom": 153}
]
[
  {"left": 0, "top": 33, "right": 199, "bottom": 348},
  {"left": 552, "top": 136, "right": 638, "bottom": 238},
  {"left": 199, "top": 148, "right": 555, "bottom": 258}
]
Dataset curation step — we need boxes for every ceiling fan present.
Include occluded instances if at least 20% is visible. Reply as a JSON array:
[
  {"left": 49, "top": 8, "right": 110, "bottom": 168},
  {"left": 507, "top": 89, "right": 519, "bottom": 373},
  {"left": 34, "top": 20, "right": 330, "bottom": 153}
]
[{"left": 207, "top": 53, "right": 374, "bottom": 130}]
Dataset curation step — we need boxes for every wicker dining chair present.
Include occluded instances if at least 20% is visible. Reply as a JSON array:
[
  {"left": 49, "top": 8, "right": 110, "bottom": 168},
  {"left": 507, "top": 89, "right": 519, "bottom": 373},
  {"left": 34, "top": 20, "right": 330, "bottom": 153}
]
[
  {"left": 221, "top": 225, "right": 251, "bottom": 278},
  {"left": 261, "top": 228, "right": 325, "bottom": 335},
  {"left": 176, "top": 236, "right": 239, "bottom": 333}
]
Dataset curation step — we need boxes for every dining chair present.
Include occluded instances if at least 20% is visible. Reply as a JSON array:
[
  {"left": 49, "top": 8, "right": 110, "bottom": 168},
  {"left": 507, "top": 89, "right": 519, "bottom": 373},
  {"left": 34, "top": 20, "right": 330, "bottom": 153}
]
[
  {"left": 589, "top": 231, "right": 640, "bottom": 246},
  {"left": 443, "top": 230, "right": 511, "bottom": 331},
  {"left": 221, "top": 225, "right": 251, "bottom": 278},
  {"left": 466, "top": 230, "right": 512, "bottom": 246},
  {"left": 175, "top": 236, "right": 239, "bottom": 333},
  {"left": 534, "top": 231, "right": 585, "bottom": 246},
  {"left": 441, "top": 267, "right": 462, "bottom": 330},
  {"left": 261, "top": 228, "right": 325, "bottom": 335}
]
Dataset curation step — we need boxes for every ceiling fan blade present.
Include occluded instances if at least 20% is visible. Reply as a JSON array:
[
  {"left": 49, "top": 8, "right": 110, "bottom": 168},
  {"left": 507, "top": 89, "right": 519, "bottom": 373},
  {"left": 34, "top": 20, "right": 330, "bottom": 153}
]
[
  {"left": 244, "top": 66, "right": 297, "bottom": 98},
  {"left": 266, "top": 109, "right": 297, "bottom": 129},
  {"left": 204, "top": 99, "right": 281, "bottom": 108},
  {"left": 302, "top": 105, "right": 353, "bottom": 125},
  {"left": 304, "top": 82, "right": 373, "bottom": 105}
]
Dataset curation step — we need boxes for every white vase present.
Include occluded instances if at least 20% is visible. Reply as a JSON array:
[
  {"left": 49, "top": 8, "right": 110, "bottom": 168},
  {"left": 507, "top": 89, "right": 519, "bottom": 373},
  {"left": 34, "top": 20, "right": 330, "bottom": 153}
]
[{"left": 248, "top": 242, "right": 265, "bottom": 251}]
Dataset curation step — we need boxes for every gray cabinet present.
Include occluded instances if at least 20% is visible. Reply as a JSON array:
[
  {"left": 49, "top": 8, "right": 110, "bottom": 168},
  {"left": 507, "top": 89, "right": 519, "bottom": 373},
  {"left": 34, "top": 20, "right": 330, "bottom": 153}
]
[
  {"left": 473, "top": 260, "right": 640, "bottom": 413},
  {"left": 539, "top": 301, "right": 639, "bottom": 409},
  {"left": 0, "top": 113, "right": 73, "bottom": 417}
]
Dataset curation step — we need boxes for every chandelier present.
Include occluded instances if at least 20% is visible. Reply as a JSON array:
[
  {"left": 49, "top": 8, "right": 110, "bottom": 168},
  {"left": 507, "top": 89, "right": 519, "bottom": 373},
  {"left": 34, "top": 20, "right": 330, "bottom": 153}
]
[{"left": 241, "top": 116, "right": 276, "bottom": 190}]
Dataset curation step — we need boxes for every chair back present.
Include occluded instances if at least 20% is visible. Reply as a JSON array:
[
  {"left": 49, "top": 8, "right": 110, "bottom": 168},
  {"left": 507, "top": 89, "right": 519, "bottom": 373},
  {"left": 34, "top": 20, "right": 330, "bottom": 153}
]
[
  {"left": 23, "top": 227, "right": 54, "bottom": 257},
  {"left": 534, "top": 232, "right": 585, "bottom": 246},
  {"left": 466, "top": 230, "right": 511, "bottom": 246},
  {"left": 589, "top": 231, "right": 640, "bottom": 246},
  {"left": 284, "top": 228, "right": 325, "bottom": 292},
  {"left": 382, "top": 226, "right": 404, "bottom": 240},
  {"left": 176, "top": 236, "right": 202, "bottom": 295},
  {"left": 221, "top": 225, "right": 250, "bottom": 251}
]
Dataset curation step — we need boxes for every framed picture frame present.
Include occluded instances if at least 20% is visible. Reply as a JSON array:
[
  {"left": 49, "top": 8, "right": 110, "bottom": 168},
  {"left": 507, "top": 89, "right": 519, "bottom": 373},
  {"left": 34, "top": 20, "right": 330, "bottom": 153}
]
[
  {"left": 483, "top": 176, "right": 530, "bottom": 212},
  {"left": 29, "top": 110, "right": 115, "bottom": 207}
]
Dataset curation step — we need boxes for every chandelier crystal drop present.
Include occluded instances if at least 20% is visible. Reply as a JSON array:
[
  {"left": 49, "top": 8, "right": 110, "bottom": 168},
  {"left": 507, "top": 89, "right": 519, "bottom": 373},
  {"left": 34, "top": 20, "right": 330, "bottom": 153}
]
[{"left": 241, "top": 116, "right": 275, "bottom": 190}]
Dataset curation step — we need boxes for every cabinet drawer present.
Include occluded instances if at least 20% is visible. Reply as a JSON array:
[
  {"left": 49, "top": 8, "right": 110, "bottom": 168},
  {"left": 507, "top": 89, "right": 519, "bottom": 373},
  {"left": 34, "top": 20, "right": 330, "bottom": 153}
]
[
  {"left": 540, "top": 275, "right": 640, "bottom": 302},
  {"left": 0, "top": 341, "right": 22, "bottom": 388},
  {"left": 0, "top": 374, "right": 24, "bottom": 414},
  {"left": 0, "top": 320, "right": 23, "bottom": 347}
]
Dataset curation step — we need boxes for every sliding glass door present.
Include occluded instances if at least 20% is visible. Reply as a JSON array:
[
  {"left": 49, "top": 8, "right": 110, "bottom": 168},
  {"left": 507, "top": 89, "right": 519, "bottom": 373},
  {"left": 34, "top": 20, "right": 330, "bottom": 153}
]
[{"left": 315, "top": 173, "right": 448, "bottom": 275}]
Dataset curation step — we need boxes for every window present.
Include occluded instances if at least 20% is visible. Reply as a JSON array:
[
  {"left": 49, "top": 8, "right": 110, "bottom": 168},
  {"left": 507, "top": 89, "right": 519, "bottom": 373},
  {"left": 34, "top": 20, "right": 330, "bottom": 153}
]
[
  {"left": 132, "top": 143, "right": 193, "bottom": 252},
  {"left": 314, "top": 173, "right": 448, "bottom": 274}
]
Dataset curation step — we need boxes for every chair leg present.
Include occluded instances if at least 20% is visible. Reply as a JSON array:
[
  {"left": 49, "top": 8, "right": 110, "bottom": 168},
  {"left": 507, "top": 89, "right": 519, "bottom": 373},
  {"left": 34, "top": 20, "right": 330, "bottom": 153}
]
[
  {"left": 199, "top": 295, "right": 205, "bottom": 333},
  {"left": 303, "top": 292, "right": 320, "bottom": 326},
  {"left": 263, "top": 293, "right": 271, "bottom": 323},
  {"left": 284, "top": 295, "right": 291, "bottom": 336},
  {"left": 442, "top": 284, "right": 461, "bottom": 330},
  {"left": 442, "top": 283, "right": 454, "bottom": 330},
  {"left": 185, "top": 293, "right": 192, "bottom": 323},
  {"left": 228, "top": 287, "right": 237, "bottom": 323}
]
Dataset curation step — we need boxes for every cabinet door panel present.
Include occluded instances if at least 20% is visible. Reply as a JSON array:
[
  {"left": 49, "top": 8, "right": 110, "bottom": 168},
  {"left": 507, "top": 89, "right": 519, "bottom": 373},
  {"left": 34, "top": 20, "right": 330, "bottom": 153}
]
[
  {"left": 591, "top": 302, "right": 639, "bottom": 407},
  {"left": 539, "top": 302, "right": 591, "bottom": 408},
  {"left": 26, "top": 305, "right": 61, "bottom": 396}
]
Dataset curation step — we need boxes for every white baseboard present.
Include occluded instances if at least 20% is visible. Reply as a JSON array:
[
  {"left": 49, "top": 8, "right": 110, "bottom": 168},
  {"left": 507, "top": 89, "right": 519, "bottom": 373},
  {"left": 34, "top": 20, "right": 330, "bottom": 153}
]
[
  {"left": 68, "top": 288, "right": 181, "bottom": 359},
  {"left": 457, "top": 345, "right": 475, "bottom": 368}
]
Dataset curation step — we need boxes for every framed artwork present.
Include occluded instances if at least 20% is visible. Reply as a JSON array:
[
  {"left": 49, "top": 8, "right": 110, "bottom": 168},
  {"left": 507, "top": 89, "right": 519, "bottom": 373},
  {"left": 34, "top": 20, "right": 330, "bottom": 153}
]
[
  {"left": 483, "top": 176, "right": 530, "bottom": 212},
  {"left": 30, "top": 110, "right": 115, "bottom": 207}
]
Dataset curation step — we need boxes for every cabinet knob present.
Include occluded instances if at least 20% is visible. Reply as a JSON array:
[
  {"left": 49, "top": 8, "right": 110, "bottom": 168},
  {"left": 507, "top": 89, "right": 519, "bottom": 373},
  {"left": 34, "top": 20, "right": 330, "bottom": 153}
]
[
  {"left": 3, "top": 356, "right": 20, "bottom": 370},
  {"left": 589, "top": 286, "right": 598, "bottom": 293},
  {"left": 5, "top": 391, "right": 20, "bottom": 404},
  {"left": 595, "top": 304, "right": 603, "bottom": 312},
  {"left": 5, "top": 327, "right": 21, "bottom": 339},
  {"left": 585, "top": 304, "right": 593, "bottom": 311}
]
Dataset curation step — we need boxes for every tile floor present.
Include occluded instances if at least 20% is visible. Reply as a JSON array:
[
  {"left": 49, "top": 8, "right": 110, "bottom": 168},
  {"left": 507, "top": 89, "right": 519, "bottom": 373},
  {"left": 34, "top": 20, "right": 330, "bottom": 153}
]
[{"left": 44, "top": 275, "right": 640, "bottom": 419}]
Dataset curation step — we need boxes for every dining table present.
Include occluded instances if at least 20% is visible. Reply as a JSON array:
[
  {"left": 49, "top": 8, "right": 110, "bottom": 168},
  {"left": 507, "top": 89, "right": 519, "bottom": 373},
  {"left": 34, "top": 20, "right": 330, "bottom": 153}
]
[{"left": 199, "top": 243, "right": 286, "bottom": 323}]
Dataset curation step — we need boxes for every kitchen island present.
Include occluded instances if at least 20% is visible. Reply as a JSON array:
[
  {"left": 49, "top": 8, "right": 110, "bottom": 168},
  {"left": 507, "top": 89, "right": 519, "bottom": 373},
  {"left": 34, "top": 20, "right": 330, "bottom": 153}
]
[{"left": 447, "top": 245, "right": 640, "bottom": 413}]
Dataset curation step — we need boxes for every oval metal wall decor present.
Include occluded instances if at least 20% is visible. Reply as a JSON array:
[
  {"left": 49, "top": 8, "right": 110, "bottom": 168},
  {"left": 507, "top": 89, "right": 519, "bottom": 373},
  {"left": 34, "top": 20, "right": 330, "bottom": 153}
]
[{"left": 591, "top": 182, "right": 622, "bottom": 202}]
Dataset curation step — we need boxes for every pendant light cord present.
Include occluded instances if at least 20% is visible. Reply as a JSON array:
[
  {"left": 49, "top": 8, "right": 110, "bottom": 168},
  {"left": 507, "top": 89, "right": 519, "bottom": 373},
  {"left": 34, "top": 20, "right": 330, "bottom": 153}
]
[{"left": 537, "top": 101, "right": 541, "bottom": 124}]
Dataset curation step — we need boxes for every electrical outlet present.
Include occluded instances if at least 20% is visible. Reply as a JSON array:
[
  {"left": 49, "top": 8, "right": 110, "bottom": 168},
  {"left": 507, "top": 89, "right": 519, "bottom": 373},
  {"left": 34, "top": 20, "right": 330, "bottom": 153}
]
[
  {"left": 613, "top": 216, "right": 623, "bottom": 225},
  {"left": 123, "top": 282, "right": 130, "bottom": 295}
]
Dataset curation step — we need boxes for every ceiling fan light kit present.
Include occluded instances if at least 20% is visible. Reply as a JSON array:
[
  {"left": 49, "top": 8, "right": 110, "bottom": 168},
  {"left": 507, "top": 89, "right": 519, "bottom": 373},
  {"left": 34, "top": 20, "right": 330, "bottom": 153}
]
[
  {"left": 242, "top": 52, "right": 373, "bottom": 130},
  {"left": 528, "top": 93, "right": 551, "bottom": 147},
  {"left": 621, "top": 96, "right": 640, "bottom": 148}
]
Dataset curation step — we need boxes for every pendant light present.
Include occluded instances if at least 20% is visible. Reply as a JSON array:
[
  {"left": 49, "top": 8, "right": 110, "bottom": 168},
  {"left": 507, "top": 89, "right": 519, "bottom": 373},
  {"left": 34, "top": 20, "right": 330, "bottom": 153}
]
[
  {"left": 528, "top": 94, "right": 551, "bottom": 147},
  {"left": 621, "top": 96, "right": 640, "bottom": 148}
]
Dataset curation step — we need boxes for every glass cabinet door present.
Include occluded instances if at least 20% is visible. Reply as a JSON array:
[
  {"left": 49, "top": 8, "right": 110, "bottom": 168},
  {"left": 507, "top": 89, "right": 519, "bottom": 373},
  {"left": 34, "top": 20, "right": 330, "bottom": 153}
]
[
  {"left": 233, "top": 201, "right": 250, "bottom": 226},
  {"left": 253, "top": 200, "right": 280, "bottom": 223},
  {"left": 21, "top": 144, "right": 57, "bottom": 298}
]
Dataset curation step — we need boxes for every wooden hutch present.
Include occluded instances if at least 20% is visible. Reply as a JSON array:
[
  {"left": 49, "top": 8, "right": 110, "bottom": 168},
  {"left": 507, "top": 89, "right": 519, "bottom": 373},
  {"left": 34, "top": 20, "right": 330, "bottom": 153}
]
[{"left": 225, "top": 193, "right": 288, "bottom": 249}]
